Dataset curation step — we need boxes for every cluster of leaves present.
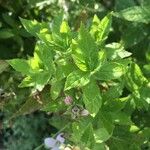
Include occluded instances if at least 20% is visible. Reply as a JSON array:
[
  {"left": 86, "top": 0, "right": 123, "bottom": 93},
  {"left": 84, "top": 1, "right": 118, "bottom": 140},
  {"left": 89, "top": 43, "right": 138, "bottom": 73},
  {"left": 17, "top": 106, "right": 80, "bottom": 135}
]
[
  {"left": 0, "top": 0, "right": 65, "bottom": 59},
  {"left": 6, "top": 6, "right": 150, "bottom": 149},
  {"left": 0, "top": 0, "right": 150, "bottom": 150}
]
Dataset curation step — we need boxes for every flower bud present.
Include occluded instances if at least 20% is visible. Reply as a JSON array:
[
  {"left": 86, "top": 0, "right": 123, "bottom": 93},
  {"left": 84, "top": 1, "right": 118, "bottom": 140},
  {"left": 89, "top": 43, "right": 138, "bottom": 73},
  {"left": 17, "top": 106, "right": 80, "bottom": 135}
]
[{"left": 64, "top": 96, "right": 73, "bottom": 105}]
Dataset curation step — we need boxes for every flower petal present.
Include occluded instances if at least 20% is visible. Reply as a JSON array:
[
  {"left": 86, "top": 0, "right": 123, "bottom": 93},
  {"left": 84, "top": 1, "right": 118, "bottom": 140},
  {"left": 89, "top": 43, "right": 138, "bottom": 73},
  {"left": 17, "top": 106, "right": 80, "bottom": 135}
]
[
  {"left": 52, "top": 146, "right": 60, "bottom": 150},
  {"left": 44, "top": 137, "right": 57, "bottom": 148},
  {"left": 80, "top": 109, "right": 89, "bottom": 116},
  {"left": 56, "top": 133, "right": 65, "bottom": 143}
]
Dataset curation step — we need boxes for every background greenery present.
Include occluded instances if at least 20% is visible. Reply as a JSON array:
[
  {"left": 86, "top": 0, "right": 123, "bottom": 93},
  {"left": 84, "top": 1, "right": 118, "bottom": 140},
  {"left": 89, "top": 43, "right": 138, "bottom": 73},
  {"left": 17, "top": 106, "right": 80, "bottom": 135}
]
[{"left": 0, "top": 0, "right": 150, "bottom": 150}]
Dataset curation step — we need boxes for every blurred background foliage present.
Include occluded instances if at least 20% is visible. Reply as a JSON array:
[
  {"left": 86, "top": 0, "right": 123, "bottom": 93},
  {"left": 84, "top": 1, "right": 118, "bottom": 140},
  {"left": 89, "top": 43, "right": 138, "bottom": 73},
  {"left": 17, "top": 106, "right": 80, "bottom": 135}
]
[{"left": 0, "top": 0, "right": 150, "bottom": 149}]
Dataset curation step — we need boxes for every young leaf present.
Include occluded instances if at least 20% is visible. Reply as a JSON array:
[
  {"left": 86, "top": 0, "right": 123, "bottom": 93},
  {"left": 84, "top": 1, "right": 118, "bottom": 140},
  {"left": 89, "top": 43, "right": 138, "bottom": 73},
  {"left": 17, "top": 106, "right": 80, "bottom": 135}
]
[
  {"left": 20, "top": 18, "right": 49, "bottom": 37},
  {"left": 60, "top": 21, "right": 70, "bottom": 33},
  {"left": 90, "top": 15, "right": 101, "bottom": 35},
  {"left": 97, "top": 13, "right": 112, "bottom": 42},
  {"left": 64, "top": 70, "right": 90, "bottom": 91},
  {"left": 90, "top": 13, "right": 112, "bottom": 43},
  {"left": 72, "top": 24, "right": 99, "bottom": 71},
  {"left": 83, "top": 80, "right": 102, "bottom": 116}
]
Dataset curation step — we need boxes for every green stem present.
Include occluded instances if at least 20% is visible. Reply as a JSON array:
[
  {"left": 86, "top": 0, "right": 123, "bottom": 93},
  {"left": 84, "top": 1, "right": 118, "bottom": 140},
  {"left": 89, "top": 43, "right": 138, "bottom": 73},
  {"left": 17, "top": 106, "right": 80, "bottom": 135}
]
[
  {"left": 34, "top": 123, "right": 70, "bottom": 150},
  {"left": 34, "top": 144, "right": 44, "bottom": 150}
]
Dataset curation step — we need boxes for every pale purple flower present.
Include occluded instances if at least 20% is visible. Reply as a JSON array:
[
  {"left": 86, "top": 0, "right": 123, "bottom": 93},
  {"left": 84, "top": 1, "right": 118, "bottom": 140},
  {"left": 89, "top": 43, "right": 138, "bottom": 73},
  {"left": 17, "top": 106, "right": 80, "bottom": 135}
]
[
  {"left": 44, "top": 133, "right": 65, "bottom": 150},
  {"left": 64, "top": 96, "right": 73, "bottom": 105},
  {"left": 56, "top": 133, "right": 65, "bottom": 143}
]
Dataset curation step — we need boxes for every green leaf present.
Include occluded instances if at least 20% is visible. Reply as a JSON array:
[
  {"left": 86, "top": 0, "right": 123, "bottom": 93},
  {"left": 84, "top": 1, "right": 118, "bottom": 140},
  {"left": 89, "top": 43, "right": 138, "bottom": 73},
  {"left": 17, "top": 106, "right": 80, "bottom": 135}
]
[
  {"left": 125, "top": 63, "right": 147, "bottom": 91},
  {"left": 91, "top": 50, "right": 106, "bottom": 75},
  {"left": 94, "top": 111, "right": 114, "bottom": 142},
  {"left": 134, "top": 85, "right": 150, "bottom": 110},
  {"left": 19, "top": 76, "right": 35, "bottom": 87},
  {"left": 50, "top": 80, "right": 64, "bottom": 100},
  {"left": 91, "top": 14, "right": 112, "bottom": 43},
  {"left": 105, "top": 43, "right": 132, "bottom": 60},
  {"left": 72, "top": 24, "right": 99, "bottom": 71},
  {"left": 109, "top": 137, "right": 128, "bottom": 150},
  {"left": 95, "top": 61, "right": 127, "bottom": 80},
  {"left": 102, "top": 83, "right": 123, "bottom": 101},
  {"left": 7, "top": 59, "right": 32, "bottom": 75},
  {"left": 109, "top": 126, "right": 142, "bottom": 150},
  {"left": 11, "top": 88, "right": 50, "bottom": 119},
  {"left": 0, "top": 29, "right": 14, "bottom": 39},
  {"left": 2, "top": 13, "right": 17, "bottom": 27},
  {"left": 83, "top": 80, "right": 102, "bottom": 116},
  {"left": 72, "top": 118, "right": 93, "bottom": 143},
  {"left": 55, "top": 59, "right": 75, "bottom": 81},
  {"left": 130, "top": 63, "right": 147, "bottom": 86},
  {"left": 20, "top": 18, "right": 49, "bottom": 37},
  {"left": 64, "top": 70, "right": 90, "bottom": 91},
  {"left": 81, "top": 123, "right": 95, "bottom": 148},
  {"left": 115, "top": 0, "right": 135, "bottom": 11},
  {"left": 90, "top": 15, "right": 101, "bottom": 39},
  {"left": 31, "top": 71, "right": 51, "bottom": 91},
  {"left": 71, "top": 40, "right": 88, "bottom": 72},
  {"left": 121, "top": 24, "right": 149, "bottom": 48},
  {"left": 94, "top": 128, "right": 111, "bottom": 143},
  {"left": 19, "top": 71, "right": 51, "bottom": 90},
  {"left": 93, "top": 143, "right": 106, "bottom": 150},
  {"left": 60, "top": 21, "right": 70, "bottom": 33},
  {"left": 49, "top": 115, "right": 70, "bottom": 130},
  {"left": 35, "top": 42, "right": 54, "bottom": 71},
  {"left": 38, "top": 15, "right": 71, "bottom": 52},
  {"left": 111, "top": 112, "right": 132, "bottom": 125},
  {"left": 11, "top": 97, "right": 42, "bottom": 119},
  {"left": 114, "top": 5, "right": 150, "bottom": 23},
  {"left": 52, "top": 14, "right": 63, "bottom": 34},
  {"left": 103, "top": 96, "right": 129, "bottom": 113},
  {"left": 97, "top": 13, "right": 112, "bottom": 42},
  {"left": 139, "top": 86, "right": 150, "bottom": 105},
  {"left": 72, "top": 122, "right": 84, "bottom": 142}
]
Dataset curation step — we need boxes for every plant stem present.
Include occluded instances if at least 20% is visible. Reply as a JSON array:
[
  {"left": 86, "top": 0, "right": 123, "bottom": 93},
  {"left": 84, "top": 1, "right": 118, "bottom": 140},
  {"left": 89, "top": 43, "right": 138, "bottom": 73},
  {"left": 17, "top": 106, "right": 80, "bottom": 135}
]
[{"left": 34, "top": 144, "right": 44, "bottom": 150}]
